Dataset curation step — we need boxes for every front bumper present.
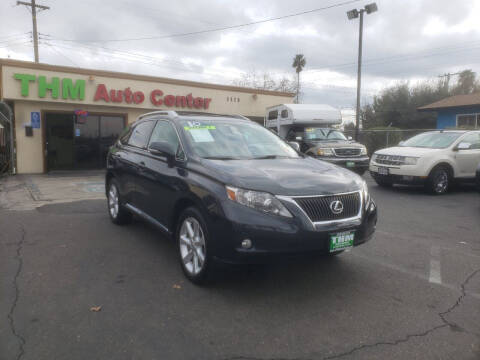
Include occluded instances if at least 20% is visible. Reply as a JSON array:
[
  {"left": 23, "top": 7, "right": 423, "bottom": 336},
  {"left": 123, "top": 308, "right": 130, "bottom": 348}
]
[
  {"left": 209, "top": 196, "right": 377, "bottom": 264},
  {"left": 317, "top": 156, "right": 370, "bottom": 171},
  {"left": 369, "top": 163, "right": 427, "bottom": 184}
]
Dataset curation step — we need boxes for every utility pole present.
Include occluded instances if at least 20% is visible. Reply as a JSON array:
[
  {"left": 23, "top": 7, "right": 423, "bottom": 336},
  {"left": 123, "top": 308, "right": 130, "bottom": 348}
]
[
  {"left": 17, "top": 0, "right": 50, "bottom": 63},
  {"left": 354, "top": 10, "right": 364, "bottom": 142},
  {"left": 347, "top": 3, "right": 378, "bottom": 141},
  {"left": 438, "top": 72, "right": 462, "bottom": 92}
]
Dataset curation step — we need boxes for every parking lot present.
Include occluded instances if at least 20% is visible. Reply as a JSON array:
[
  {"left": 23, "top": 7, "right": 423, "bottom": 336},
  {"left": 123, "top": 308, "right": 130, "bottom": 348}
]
[{"left": 1, "top": 173, "right": 479, "bottom": 360}]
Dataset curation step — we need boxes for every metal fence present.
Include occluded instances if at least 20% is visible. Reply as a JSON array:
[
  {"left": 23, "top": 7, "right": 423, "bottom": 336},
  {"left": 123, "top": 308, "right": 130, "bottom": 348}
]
[{"left": 343, "top": 129, "right": 438, "bottom": 155}]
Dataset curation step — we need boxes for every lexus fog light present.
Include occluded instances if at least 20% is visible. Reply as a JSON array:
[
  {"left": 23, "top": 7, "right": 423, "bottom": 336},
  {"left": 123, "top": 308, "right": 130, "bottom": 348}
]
[{"left": 241, "top": 239, "right": 253, "bottom": 249}]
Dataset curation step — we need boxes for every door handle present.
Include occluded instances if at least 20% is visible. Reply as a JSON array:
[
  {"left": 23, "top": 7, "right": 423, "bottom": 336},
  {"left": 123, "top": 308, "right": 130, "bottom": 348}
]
[{"left": 139, "top": 161, "right": 146, "bottom": 167}]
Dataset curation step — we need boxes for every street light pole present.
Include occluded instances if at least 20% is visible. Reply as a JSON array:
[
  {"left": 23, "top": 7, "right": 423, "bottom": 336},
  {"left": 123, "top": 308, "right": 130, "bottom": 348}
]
[
  {"left": 354, "top": 9, "right": 364, "bottom": 141},
  {"left": 347, "top": 3, "right": 377, "bottom": 141}
]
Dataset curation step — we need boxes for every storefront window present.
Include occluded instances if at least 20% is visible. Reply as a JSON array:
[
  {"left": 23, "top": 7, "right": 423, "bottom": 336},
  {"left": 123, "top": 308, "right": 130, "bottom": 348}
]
[{"left": 457, "top": 114, "right": 478, "bottom": 128}]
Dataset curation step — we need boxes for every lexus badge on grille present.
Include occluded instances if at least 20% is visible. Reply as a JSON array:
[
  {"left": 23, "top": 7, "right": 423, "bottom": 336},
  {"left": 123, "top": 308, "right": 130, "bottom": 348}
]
[{"left": 330, "top": 200, "right": 344, "bottom": 214}]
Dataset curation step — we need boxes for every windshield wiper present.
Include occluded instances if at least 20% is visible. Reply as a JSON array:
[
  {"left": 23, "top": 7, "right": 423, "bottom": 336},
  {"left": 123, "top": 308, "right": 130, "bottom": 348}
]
[
  {"left": 203, "top": 156, "right": 239, "bottom": 160},
  {"left": 253, "top": 155, "right": 281, "bottom": 159}
]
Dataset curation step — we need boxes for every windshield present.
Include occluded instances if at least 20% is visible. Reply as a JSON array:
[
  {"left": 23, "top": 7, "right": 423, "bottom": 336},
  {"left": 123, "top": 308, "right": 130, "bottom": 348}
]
[
  {"left": 304, "top": 128, "right": 347, "bottom": 141},
  {"left": 180, "top": 120, "right": 300, "bottom": 160},
  {"left": 400, "top": 132, "right": 463, "bottom": 148}
]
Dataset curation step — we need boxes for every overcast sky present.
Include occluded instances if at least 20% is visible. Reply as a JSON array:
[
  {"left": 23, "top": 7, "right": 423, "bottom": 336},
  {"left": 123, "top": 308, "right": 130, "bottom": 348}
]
[{"left": 1, "top": 0, "right": 480, "bottom": 121}]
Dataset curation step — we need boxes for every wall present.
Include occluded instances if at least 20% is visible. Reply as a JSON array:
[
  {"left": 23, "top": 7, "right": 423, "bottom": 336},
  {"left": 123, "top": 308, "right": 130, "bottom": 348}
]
[{"left": 436, "top": 105, "right": 480, "bottom": 129}]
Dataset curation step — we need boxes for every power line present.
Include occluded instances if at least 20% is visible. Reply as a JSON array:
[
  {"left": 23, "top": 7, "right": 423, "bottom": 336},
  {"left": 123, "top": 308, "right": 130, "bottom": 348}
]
[{"left": 46, "top": 0, "right": 362, "bottom": 43}]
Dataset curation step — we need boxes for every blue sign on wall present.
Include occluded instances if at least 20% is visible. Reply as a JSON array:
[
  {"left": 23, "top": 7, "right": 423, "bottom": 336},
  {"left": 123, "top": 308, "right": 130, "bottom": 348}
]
[{"left": 31, "top": 112, "right": 41, "bottom": 129}]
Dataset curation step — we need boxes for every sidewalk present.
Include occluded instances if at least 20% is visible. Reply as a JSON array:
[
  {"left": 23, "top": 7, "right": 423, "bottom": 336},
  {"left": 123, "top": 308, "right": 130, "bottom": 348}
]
[{"left": 0, "top": 171, "right": 106, "bottom": 211}]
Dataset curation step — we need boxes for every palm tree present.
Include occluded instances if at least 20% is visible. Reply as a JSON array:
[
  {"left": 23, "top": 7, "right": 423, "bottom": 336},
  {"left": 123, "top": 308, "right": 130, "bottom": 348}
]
[{"left": 292, "top": 54, "right": 306, "bottom": 103}]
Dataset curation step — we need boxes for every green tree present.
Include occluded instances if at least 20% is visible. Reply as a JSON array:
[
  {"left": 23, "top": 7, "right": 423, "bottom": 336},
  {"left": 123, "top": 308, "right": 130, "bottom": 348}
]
[
  {"left": 361, "top": 71, "right": 479, "bottom": 130},
  {"left": 292, "top": 54, "right": 306, "bottom": 103}
]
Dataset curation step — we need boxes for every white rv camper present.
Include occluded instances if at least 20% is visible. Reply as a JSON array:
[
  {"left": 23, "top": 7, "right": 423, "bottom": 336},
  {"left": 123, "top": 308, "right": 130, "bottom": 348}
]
[{"left": 265, "top": 104, "right": 342, "bottom": 138}]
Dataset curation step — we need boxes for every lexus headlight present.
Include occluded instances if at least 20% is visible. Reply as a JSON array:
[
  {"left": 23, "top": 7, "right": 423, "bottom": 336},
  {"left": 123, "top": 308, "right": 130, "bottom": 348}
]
[
  {"left": 404, "top": 156, "right": 418, "bottom": 165},
  {"left": 360, "top": 146, "right": 367, "bottom": 156},
  {"left": 226, "top": 186, "right": 292, "bottom": 217},
  {"left": 317, "top": 148, "right": 334, "bottom": 156},
  {"left": 362, "top": 180, "right": 370, "bottom": 206}
]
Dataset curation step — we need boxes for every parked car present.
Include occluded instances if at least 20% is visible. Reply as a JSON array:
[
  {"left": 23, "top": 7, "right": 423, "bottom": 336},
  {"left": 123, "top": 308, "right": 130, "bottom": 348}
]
[
  {"left": 106, "top": 111, "right": 377, "bottom": 283},
  {"left": 265, "top": 104, "right": 369, "bottom": 175},
  {"left": 369, "top": 130, "right": 480, "bottom": 194}
]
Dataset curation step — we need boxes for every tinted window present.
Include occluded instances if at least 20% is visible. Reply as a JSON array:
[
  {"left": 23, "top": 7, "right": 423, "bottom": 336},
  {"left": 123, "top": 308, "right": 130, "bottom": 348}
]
[
  {"left": 127, "top": 121, "right": 155, "bottom": 148},
  {"left": 149, "top": 120, "right": 182, "bottom": 157},
  {"left": 268, "top": 110, "right": 278, "bottom": 120},
  {"left": 119, "top": 126, "right": 132, "bottom": 145}
]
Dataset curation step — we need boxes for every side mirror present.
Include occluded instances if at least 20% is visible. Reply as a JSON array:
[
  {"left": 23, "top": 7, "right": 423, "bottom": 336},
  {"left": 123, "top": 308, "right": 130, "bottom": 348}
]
[
  {"left": 456, "top": 142, "right": 471, "bottom": 150},
  {"left": 347, "top": 136, "right": 353, "bottom": 141},
  {"left": 288, "top": 141, "right": 300, "bottom": 152},
  {"left": 149, "top": 141, "right": 176, "bottom": 165}
]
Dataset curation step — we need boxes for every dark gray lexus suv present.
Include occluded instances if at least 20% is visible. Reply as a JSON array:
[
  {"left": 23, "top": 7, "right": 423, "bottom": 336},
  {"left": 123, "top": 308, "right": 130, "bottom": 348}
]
[{"left": 106, "top": 111, "right": 378, "bottom": 283}]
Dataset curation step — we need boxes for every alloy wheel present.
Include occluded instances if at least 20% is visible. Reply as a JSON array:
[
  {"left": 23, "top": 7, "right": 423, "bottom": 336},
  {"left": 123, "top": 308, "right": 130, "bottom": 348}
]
[
  {"left": 434, "top": 170, "right": 448, "bottom": 194},
  {"left": 108, "top": 184, "right": 119, "bottom": 218},
  {"left": 179, "top": 217, "right": 206, "bottom": 275}
]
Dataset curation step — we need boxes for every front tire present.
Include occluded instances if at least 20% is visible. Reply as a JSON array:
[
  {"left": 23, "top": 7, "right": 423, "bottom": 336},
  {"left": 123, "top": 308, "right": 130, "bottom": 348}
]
[
  {"left": 426, "top": 166, "right": 451, "bottom": 195},
  {"left": 177, "top": 207, "right": 212, "bottom": 285},
  {"left": 107, "top": 179, "right": 132, "bottom": 225}
]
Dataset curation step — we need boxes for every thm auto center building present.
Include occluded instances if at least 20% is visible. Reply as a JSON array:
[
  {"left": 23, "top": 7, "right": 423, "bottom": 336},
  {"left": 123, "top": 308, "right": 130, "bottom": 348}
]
[{"left": 0, "top": 59, "right": 293, "bottom": 174}]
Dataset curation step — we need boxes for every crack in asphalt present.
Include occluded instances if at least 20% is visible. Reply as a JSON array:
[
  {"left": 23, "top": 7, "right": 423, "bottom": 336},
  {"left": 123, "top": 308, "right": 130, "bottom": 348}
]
[
  {"left": 7, "top": 225, "right": 26, "bottom": 360},
  {"left": 223, "top": 268, "right": 480, "bottom": 360}
]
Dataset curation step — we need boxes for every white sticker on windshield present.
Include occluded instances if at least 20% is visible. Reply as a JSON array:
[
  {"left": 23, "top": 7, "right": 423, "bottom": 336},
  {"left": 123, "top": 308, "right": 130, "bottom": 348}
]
[{"left": 189, "top": 128, "right": 214, "bottom": 142}]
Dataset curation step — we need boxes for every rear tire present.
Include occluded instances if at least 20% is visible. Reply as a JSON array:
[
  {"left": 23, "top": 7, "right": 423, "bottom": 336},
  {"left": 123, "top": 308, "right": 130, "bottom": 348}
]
[
  {"left": 426, "top": 166, "right": 451, "bottom": 195},
  {"left": 107, "top": 179, "right": 132, "bottom": 225},
  {"left": 176, "top": 207, "right": 213, "bottom": 285}
]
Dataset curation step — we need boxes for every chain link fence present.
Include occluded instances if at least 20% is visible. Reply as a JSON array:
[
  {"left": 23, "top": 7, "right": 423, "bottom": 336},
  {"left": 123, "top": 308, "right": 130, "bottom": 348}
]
[{"left": 343, "top": 129, "right": 438, "bottom": 155}]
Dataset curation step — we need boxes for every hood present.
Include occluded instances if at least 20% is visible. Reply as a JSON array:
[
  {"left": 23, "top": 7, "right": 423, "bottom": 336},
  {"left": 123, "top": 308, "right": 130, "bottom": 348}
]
[
  {"left": 304, "top": 140, "right": 364, "bottom": 149},
  {"left": 375, "top": 146, "right": 441, "bottom": 157},
  {"left": 195, "top": 157, "right": 363, "bottom": 196}
]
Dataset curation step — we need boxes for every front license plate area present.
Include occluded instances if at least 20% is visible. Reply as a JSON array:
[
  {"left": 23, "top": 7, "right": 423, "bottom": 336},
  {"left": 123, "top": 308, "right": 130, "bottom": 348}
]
[
  {"left": 378, "top": 166, "right": 389, "bottom": 175},
  {"left": 329, "top": 231, "right": 355, "bottom": 252},
  {"left": 346, "top": 161, "right": 355, "bottom": 168}
]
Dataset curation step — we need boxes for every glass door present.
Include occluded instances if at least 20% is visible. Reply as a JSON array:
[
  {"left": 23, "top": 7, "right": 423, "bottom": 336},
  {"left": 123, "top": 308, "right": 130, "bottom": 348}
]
[{"left": 74, "top": 115, "right": 101, "bottom": 169}]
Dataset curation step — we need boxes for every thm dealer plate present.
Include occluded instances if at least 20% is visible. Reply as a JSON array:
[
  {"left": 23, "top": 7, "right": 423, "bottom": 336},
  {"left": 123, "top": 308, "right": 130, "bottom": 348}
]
[{"left": 329, "top": 231, "right": 355, "bottom": 252}]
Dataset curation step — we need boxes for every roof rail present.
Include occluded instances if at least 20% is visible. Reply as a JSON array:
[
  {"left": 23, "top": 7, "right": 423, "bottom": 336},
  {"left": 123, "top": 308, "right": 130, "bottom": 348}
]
[{"left": 138, "top": 110, "right": 178, "bottom": 120}]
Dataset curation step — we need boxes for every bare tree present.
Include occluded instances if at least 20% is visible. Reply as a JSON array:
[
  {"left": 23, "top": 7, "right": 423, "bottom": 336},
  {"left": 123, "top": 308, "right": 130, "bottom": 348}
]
[{"left": 232, "top": 70, "right": 298, "bottom": 94}]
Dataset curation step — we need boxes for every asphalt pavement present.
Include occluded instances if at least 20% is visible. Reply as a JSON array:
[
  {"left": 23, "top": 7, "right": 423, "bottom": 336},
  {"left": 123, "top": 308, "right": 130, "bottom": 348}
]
[{"left": 1, "top": 175, "right": 479, "bottom": 360}]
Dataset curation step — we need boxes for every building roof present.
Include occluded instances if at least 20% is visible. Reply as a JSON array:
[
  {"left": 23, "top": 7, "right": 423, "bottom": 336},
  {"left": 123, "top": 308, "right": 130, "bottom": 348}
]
[
  {"left": 0, "top": 58, "right": 295, "bottom": 98},
  {"left": 418, "top": 93, "right": 480, "bottom": 111}
]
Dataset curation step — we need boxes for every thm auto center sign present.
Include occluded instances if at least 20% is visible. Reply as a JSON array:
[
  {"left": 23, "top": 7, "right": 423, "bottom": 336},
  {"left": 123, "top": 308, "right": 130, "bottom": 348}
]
[{"left": 13, "top": 73, "right": 212, "bottom": 110}]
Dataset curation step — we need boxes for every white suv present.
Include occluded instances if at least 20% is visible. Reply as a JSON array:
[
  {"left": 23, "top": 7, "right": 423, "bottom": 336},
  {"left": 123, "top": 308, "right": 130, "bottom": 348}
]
[{"left": 369, "top": 130, "right": 480, "bottom": 194}]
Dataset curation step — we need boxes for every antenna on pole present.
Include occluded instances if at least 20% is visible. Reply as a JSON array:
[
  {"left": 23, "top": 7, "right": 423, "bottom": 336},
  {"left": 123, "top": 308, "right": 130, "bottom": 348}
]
[{"left": 16, "top": 0, "right": 50, "bottom": 63}]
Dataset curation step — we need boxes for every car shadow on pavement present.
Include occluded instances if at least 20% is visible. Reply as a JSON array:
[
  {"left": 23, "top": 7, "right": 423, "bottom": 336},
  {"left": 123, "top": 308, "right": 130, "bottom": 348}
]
[{"left": 127, "top": 215, "right": 359, "bottom": 294}]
